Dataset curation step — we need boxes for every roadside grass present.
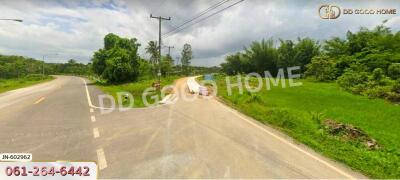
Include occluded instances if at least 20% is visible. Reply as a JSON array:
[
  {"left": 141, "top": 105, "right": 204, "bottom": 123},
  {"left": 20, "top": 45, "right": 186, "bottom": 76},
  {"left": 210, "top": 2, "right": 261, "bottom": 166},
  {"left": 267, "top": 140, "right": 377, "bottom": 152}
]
[
  {"left": 0, "top": 75, "right": 54, "bottom": 94},
  {"left": 95, "top": 76, "right": 178, "bottom": 108},
  {"left": 211, "top": 74, "right": 400, "bottom": 178}
]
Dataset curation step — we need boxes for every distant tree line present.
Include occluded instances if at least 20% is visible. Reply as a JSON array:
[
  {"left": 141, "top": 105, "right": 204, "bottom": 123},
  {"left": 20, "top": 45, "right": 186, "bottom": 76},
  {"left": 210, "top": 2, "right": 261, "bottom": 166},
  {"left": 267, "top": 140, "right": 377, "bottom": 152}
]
[
  {"left": 0, "top": 55, "right": 90, "bottom": 79},
  {"left": 220, "top": 38, "right": 319, "bottom": 76},
  {"left": 220, "top": 22, "right": 400, "bottom": 102}
]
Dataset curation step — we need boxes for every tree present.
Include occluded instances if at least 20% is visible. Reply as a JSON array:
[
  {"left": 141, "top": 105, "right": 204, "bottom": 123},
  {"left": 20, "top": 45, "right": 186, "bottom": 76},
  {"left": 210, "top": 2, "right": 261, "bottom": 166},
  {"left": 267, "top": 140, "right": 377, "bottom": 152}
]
[
  {"left": 277, "top": 39, "right": 295, "bottom": 68},
  {"left": 244, "top": 39, "right": 278, "bottom": 75},
  {"left": 91, "top": 33, "right": 141, "bottom": 83},
  {"left": 305, "top": 55, "right": 337, "bottom": 81},
  {"left": 221, "top": 52, "right": 244, "bottom": 75},
  {"left": 293, "top": 38, "right": 320, "bottom": 72},
  {"left": 161, "top": 55, "right": 174, "bottom": 76},
  {"left": 181, "top": 43, "right": 193, "bottom": 75},
  {"left": 323, "top": 37, "right": 349, "bottom": 57},
  {"left": 145, "top": 41, "right": 159, "bottom": 66},
  {"left": 388, "top": 63, "right": 400, "bottom": 80}
]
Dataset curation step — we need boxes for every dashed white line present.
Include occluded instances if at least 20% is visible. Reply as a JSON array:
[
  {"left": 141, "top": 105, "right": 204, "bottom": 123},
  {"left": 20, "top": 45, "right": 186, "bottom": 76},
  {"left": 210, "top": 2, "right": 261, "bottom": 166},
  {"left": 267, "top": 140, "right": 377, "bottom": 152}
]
[
  {"left": 91, "top": 115, "right": 96, "bottom": 122},
  {"left": 93, "top": 128, "right": 100, "bottom": 138},
  {"left": 96, "top": 148, "right": 107, "bottom": 170},
  {"left": 90, "top": 108, "right": 94, "bottom": 113},
  {"left": 34, "top": 97, "right": 45, "bottom": 104}
]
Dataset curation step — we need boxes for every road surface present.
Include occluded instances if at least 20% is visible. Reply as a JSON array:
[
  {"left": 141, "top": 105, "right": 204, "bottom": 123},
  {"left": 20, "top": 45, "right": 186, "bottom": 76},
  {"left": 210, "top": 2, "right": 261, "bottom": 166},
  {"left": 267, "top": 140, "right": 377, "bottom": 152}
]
[{"left": 0, "top": 76, "right": 366, "bottom": 179}]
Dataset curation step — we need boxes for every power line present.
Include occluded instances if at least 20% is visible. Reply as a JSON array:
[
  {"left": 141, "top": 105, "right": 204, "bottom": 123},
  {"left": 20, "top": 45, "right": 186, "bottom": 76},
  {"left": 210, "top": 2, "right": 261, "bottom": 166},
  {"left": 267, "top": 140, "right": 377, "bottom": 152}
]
[
  {"left": 164, "top": 0, "right": 244, "bottom": 39},
  {"left": 163, "top": 0, "right": 231, "bottom": 36}
]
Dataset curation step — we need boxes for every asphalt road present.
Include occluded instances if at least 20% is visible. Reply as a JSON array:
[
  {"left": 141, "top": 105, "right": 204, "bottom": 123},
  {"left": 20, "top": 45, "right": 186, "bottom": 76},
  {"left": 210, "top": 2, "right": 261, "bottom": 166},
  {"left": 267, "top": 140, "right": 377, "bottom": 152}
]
[{"left": 0, "top": 76, "right": 366, "bottom": 179}]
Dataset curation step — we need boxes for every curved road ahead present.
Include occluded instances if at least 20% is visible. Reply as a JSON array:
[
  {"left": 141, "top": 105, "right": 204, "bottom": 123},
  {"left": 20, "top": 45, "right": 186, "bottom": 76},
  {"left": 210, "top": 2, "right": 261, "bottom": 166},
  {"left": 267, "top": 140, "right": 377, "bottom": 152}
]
[{"left": 0, "top": 76, "right": 366, "bottom": 179}]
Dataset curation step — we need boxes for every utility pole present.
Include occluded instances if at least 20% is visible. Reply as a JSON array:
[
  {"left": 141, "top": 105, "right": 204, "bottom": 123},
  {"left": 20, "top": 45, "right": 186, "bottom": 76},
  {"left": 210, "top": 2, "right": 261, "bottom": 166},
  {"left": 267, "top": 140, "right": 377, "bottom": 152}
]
[
  {"left": 150, "top": 14, "right": 171, "bottom": 83},
  {"left": 165, "top": 46, "right": 174, "bottom": 56},
  {"left": 42, "top": 55, "right": 45, "bottom": 79},
  {"left": 42, "top": 53, "right": 58, "bottom": 79}
]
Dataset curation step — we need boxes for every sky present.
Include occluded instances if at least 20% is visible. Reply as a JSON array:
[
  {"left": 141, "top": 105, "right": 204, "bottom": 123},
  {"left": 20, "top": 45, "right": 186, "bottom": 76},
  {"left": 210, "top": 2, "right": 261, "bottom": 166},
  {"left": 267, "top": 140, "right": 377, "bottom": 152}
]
[{"left": 0, "top": 0, "right": 399, "bottom": 66}]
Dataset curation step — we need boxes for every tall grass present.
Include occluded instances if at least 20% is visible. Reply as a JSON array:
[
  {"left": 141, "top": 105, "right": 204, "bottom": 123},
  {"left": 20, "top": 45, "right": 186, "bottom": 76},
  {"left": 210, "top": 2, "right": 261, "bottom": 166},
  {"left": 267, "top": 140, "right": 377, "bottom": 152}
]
[
  {"left": 215, "top": 75, "right": 400, "bottom": 178},
  {"left": 0, "top": 75, "right": 53, "bottom": 94}
]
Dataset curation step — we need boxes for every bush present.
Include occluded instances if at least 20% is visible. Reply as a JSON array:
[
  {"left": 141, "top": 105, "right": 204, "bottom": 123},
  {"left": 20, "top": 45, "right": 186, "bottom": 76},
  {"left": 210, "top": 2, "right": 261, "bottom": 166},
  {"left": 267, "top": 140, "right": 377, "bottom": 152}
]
[
  {"left": 386, "top": 92, "right": 400, "bottom": 102},
  {"left": 362, "top": 86, "right": 391, "bottom": 99},
  {"left": 350, "top": 83, "right": 368, "bottom": 94},
  {"left": 392, "top": 80, "right": 400, "bottom": 93},
  {"left": 305, "top": 55, "right": 337, "bottom": 81},
  {"left": 337, "top": 69, "right": 368, "bottom": 90},
  {"left": 24, "top": 74, "right": 47, "bottom": 81},
  {"left": 388, "top": 63, "right": 400, "bottom": 80}
]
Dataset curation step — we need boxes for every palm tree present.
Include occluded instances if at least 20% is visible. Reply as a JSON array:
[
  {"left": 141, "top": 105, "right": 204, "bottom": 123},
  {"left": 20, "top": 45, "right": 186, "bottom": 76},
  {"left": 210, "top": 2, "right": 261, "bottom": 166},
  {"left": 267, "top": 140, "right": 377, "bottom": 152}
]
[
  {"left": 145, "top": 41, "right": 159, "bottom": 65},
  {"left": 244, "top": 39, "right": 278, "bottom": 75}
]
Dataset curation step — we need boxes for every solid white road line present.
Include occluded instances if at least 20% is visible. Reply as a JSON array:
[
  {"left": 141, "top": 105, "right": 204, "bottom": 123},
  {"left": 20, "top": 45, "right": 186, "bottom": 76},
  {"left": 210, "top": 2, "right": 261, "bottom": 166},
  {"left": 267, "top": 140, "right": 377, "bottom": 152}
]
[
  {"left": 34, "top": 97, "right": 45, "bottom": 104},
  {"left": 96, "top": 148, "right": 107, "bottom": 170},
  {"left": 80, "top": 78, "right": 168, "bottom": 110},
  {"left": 93, "top": 128, "right": 100, "bottom": 138},
  {"left": 91, "top": 115, "right": 96, "bottom": 122},
  {"left": 90, "top": 108, "right": 94, "bottom": 113},
  {"left": 216, "top": 100, "right": 355, "bottom": 179}
]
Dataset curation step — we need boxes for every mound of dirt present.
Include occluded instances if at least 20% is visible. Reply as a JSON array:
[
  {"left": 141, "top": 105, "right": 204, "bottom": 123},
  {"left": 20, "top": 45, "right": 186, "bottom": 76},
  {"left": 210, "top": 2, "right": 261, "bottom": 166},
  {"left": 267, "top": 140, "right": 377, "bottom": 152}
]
[{"left": 323, "top": 119, "right": 379, "bottom": 149}]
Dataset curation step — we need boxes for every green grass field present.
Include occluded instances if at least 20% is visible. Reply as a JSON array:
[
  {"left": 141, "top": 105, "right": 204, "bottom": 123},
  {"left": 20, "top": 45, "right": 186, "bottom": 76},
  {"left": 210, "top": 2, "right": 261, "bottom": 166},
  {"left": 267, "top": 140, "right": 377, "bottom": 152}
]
[
  {"left": 95, "top": 76, "right": 178, "bottom": 107},
  {"left": 211, "top": 75, "right": 400, "bottom": 178},
  {"left": 0, "top": 76, "right": 54, "bottom": 94}
]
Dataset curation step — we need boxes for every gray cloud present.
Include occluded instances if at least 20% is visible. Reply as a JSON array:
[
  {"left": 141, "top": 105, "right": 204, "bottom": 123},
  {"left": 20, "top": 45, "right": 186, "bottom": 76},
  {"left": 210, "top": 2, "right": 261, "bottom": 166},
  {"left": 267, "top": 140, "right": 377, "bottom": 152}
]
[{"left": 0, "top": 0, "right": 399, "bottom": 66}]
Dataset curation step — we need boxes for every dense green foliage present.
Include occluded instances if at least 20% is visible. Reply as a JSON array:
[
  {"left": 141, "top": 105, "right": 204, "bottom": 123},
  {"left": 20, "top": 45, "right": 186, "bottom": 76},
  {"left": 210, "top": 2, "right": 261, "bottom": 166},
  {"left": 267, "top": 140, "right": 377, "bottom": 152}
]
[
  {"left": 221, "top": 38, "right": 319, "bottom": 76},
  {"left": 221, "top": 23, "right": 400, "bottom": 102},
  {"left": 0, "top": 55, "right": 44, "bottom": 79},
  {"left": 305, "top": 55, "right": 336, "bottom": 81},
  {"left": 92, "top": 33, "right": 141, "bottom": 83},
  {"left": 0, "top": 54, "right": 90, "bottom": 79},
  {"left": 323, "top": 25, "right": 400, "bottom": 102},
  {"left": 212, "top": 75, "right": 400, "bottom": 178}
]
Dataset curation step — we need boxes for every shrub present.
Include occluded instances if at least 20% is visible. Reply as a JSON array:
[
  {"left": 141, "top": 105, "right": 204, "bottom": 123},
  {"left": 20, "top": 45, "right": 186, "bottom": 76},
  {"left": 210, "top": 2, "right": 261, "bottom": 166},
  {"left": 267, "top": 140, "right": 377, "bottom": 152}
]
[
  {"left": 305, "top": 55, "right": 337, "bottom": 81},
  {"left": 386, "top": 92, "right": 400, "bottom": 102},
  {"left": 337, "top": 69, "right": 368, "bottom": 90},
  {"left": 362, "top": 86, "right": 391, "bottom": 99},
  {"left": 350, "top": 83, "right": 368, "bottom": 94},
  {"left": 388, "top": 63, "right": 400, "bottom": 80},
  {"left": 24, "top": 74, "right": 47, "bottom": 81},
  {"left": 392, "top": 80, "right": 400, "bottom": 93}
]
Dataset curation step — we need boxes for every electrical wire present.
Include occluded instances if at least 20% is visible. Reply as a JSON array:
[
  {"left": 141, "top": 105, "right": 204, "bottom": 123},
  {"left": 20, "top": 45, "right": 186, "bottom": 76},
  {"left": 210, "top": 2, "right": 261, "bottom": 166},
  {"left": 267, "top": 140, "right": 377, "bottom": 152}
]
[
  {"left": 163, "top": 0, "right": 244, "bottom": 39},
  {"left": 163, "top": 0, "right": 231, "bottom": 36}
]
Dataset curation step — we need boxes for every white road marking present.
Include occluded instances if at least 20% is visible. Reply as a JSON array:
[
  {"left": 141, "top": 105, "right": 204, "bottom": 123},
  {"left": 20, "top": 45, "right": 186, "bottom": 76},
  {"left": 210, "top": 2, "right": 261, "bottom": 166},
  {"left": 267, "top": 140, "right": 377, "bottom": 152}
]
[
  {"left": 93, "top": 128, "right": 100, "bottom": 138},
  {"left": 80, "top": 78, "right": 95, "bottom": 108},
  {"left": 34, "top": 97, "right": 45, "bottom": 104},
  {"left": 96, "top": 148, "right": 107, "bottom": 170},
  {"left": 223, "top": 166, "right": 231, "bottom": 178},
  {"left": 91, "top": 115, "right": 96, "bottom": 122},
  {"left": 80, "top": 78, "right": 168, "bottom": 110},
  {"left": 216, "top": 100, "right": 355, "bottom": 179},
  {"left": 90, "top": 108, "right": 94, "bottom": 113}
]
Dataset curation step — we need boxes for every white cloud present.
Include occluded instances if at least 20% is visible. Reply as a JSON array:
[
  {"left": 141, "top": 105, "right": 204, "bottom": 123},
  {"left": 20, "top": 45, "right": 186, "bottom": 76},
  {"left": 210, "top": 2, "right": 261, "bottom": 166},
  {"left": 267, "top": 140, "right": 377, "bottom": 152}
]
[{"left": 0, "top": 0, "right": 399, "bottom": 66}]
